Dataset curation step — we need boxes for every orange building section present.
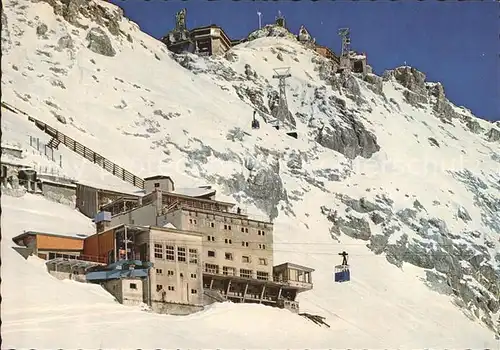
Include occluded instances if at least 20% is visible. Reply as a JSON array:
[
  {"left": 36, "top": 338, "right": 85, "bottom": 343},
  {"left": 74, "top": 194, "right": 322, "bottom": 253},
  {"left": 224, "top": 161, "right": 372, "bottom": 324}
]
[
  {"left": 37, "top": 234, "right": 84, "bottom": 251},
  {"left": 83, "top": 228, "right": 115, "bottom": 264}
]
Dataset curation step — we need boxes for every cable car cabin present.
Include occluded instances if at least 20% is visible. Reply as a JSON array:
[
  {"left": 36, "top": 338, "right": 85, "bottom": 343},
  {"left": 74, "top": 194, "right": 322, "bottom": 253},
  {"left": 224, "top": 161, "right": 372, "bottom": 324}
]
[{"left": 334, "top": 264, "right": 350, "bottom": 282}]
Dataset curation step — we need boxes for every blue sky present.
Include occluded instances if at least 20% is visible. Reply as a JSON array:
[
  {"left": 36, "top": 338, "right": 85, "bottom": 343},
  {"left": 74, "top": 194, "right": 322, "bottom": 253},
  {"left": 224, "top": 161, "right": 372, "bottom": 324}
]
[{"left": 110, "top": 0, "right": 499, "bottom": 121}]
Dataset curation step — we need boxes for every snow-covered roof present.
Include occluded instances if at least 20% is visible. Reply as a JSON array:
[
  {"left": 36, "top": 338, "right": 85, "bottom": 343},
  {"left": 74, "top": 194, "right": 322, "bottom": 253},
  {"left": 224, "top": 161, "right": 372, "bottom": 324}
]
[
  {"left": 76, "top": 179, "right": 145, "bottom": 197},
  {"left": 12, "top": 230, "right": 89, "bottom": 242},
  {"left": 39, "top": 178, "right": 77, "bottom": 188},
  {"left": 162, "top": 222, "right": 177, "bottom": 229},
  {"left": 172, "top": 187, "right": 216, "bottom": 198}
]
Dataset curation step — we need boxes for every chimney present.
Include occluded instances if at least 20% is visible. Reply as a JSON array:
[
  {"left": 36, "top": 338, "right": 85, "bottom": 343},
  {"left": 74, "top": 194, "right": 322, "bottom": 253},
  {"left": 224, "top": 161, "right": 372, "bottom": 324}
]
[{"left": 95, "top": 210, "right": 112, "bottom": 233}]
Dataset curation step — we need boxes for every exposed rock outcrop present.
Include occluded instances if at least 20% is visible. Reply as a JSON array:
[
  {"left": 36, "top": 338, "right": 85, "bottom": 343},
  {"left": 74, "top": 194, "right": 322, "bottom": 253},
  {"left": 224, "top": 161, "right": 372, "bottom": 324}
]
[
  {"left": 86, "top": 27, "right": 115, "bottom": 56},
  {"left": 316, "top": 112, "right": 380, "bottom": 159},
  {"left": 486, "top": 128, "right": 500, "bottom": 142}
]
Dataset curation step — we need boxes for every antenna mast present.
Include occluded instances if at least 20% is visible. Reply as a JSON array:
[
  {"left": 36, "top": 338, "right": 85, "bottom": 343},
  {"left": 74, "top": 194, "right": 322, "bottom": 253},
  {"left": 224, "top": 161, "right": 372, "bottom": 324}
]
[
  {"left": 338, "top": 27, "right": 351, "bottom": 73},
  {"left": 272, "top": 67, "right": 292, "bottom": 129}
]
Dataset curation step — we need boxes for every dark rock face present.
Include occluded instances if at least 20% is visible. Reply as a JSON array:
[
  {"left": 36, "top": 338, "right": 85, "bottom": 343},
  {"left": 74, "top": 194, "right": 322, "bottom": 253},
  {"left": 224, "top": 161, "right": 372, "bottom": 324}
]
[
  {"left": 426, "top": 83, "right": 459, "bottom": 122},
  {"left": 388, "top": 66, "right": 428, "bottom": 98},
  {"left": 363, "top": 73, "right": 383, "bottom": 96},
  {"left": 57, "top": 34, "right": 74, "bottom": 50},
  {"left": 316, "top": 112, "right": 380, "bottom": 159},
  {"left": 86, "top": 27, "right": 115, "bottom": 57},
  {"left": 486, "top": 128, "right": 500, "bottom": 142},
  {"left": 36, "top": 23, "right": 48, "bottom": 36},
  {"left": 465, "top": 118, "right": 483, "bottom": 134},
  {"left": 336, "top": 215, "right": 372, "bottom": 241},
  {"left": 40, "top": 0, "right": 123, "bottom": 36}
]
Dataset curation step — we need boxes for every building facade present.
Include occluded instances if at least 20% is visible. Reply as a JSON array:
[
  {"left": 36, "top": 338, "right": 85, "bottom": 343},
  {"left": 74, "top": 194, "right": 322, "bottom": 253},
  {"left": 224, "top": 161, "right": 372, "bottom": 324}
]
[
  {"left": 83, "top": 222, "right": 204, "bottom": 314},
  {"left": 161, "top": 9, "right": 232, "bottom": 57}
]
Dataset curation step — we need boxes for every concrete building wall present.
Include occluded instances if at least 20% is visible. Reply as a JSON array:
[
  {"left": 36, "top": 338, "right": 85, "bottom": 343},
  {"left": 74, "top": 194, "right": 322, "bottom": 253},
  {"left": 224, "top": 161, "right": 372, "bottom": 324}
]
[
  {"left": 110, "top": 203, "right": 157, "bottom": 227},
  {"left": 148, "top": 228, "right": 204, "bottom": 306},
  {"left": 144, "top": 178, "right": 174, "bottom": 194},
  {"left": 166, "top": 208, "right": 273, "bottom": 280},
  {"left": 76, "top": 184, "right": 98, "bottom": 218},
  {"left": 41, "top": 182, "right": 76, "bottom": 206},
  {"left": 104, "top": 278, "right": 144, "bottom": 305}
]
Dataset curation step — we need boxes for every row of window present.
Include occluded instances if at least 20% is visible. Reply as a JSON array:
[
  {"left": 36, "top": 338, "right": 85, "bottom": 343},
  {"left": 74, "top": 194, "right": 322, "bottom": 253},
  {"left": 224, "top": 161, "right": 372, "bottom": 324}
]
[
  {"left": 188, "top": 218, "right": 267, "bottom": 235},
  {"left": 207, "top": 251, "right": 267, "bottom": 265},
  {"left": 156, "top": 284, "right": 198, "bottom": 294},
  {"left": 154, "top": 244, "right": 198, "bottom": 264},
  {"left": 204, "top": 264, "right": 269, "bottom": 280},
  {"left": 207, "top": 237, "right": 265, "bottom": 249},
  {"left": 156, "top": 268, "right": 197, "bottom": 279}
]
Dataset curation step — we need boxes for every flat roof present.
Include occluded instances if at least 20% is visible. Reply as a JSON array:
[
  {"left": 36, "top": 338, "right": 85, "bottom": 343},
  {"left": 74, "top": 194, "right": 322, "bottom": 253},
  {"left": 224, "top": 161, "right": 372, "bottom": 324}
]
[
  {"left": 203, "top": 272, "right": 303, "bottom": 291},
  {"left": 173, "top": 187, "right": 216, "bottom": 198},
  {"left": 76, "top": 180, "right": 144, "bottom": 197},
  {"left": 273, "top": 262, "right": 315, "bottom": 273},
  {"left": 163, "top": 190, "right": 235, "bottom": 207},
  {"left": 12, "top": 230, "right": 89, "bottom": 243},
  {"left": 144, "top": 175, "right": 173, "bottom": 181},
  {"left": 40, "top": 178, "right": 77, "bottom": 189},
  {"left": 86, "top": 223, "right": 203, "bottom": 240}
]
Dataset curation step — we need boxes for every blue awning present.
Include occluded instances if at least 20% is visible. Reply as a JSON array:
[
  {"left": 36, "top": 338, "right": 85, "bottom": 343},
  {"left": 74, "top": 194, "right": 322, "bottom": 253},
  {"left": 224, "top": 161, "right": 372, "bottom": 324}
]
[{"left": 86, "top": 268, "right": 149, "bottom": 282}]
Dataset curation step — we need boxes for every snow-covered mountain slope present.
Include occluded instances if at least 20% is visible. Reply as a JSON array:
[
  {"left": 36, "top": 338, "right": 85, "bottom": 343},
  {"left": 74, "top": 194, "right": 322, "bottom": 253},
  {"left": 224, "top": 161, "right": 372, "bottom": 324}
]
[{"left": 2, "top": 0, "right": 499, "bottom": 347}]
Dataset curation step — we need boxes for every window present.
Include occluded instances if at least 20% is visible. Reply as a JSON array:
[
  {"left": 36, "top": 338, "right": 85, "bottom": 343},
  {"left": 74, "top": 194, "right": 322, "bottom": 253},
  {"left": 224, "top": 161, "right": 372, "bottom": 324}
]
[
  {"left": 191, "top": 273, "right": 197, "bottom": 279},
  {"left": 130, "top": 283, "right": 137, "bottom": 289},
  {"left": 225, "top": 252, "right": 233, "bottom": 260},
  {"left": 154, "top": 182, "right": 160, "bottom": 188},
  {"left": 156, "top": 268, "right": 163, "bottom": 274},
  {"left": 228, "top": 225, "right": 232, "bottom": 230},
  {"left": 189, "top": 248, "right": 198, "bottom": 264},
  {"left": 241, "top": 227, "right": 245, "bottom": 233},
  {"left": 191, "top": 289, "right": 198, "bottom": 294},
  {"left": 210, "top": 222, "right": 215, "bottom": 228},
  {"left": 223, "top": 266, "right": 236, "bottom": 276},
  {"left": 259, "top": 258, "right": 267, "bottom": 266},
  {"left": 205, "top": 263, "right": 219, "bottom": 274},
  {"left": 242, "top": 256, "right": 250, "bottom": 263},
  {"left": 208, "top": 250, "right": 216, "bottom": 257},
  {"left": 245, "top": 228, "right": 248, "bottom": 233},
  {"left": 189, "top": 219, "right": 197, "bottom": 224},
  {"left": 167, "top": 270, "right": 174, "bottom": 276},
  {"left": 258, "top": 230, "right": 261, "bottom": 235},
  {"left": 154, "top": 243, "right": 163, "bottom": 259},
  {"left": 259, "top": 244, "right": 266, "bottom": 250},
  {"left": 257, "top": 271, "right": 269, "bottom": 280},
  {"left": 224, "top": 239, "right": 232, "bottom": 244},
  {"left": 224, "top": 224, "right": 227, "bottom": 230},
  {"left": 241, "top": 241, "right": 249, "bottom": 247},
  {"left": 166, "top": 245, "right": 175, "bottom": 261},
  {"left": 207, "top": 235, "right": 215, "bottom": 241},
  {"left": 240, "top": 269, "right": 252, "bottom": 278},
  {"left": 156, "top": 284, "right": 163, "bottom": 292},
  {"left": 177, "top": 247, "right": 186, "bottom": 262},
  {"left": 211, "top": 236, "right": 215, "bottom": 241},
  {"left": 168, "top": 286, "right": 175, "bottom": 291}
]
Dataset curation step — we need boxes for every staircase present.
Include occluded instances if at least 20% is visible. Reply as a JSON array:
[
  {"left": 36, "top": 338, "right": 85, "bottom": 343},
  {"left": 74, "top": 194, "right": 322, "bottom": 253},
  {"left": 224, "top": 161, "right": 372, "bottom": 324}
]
[
  {"left": 47, "top": 137, "right": 61, "bottom": 150},
  {"left": 2, "top": 102, "right": 145, "bottom": 189},
  {"left": 203, "top": 289, "right": 227, "bottom": 303}
]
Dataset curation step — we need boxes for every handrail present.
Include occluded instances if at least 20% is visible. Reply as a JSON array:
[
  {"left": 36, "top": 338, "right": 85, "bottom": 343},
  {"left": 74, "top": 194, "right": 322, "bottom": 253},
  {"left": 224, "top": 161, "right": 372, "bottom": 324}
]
[{"left": 2, "top": 101, "right": 145, "bottom": 189}]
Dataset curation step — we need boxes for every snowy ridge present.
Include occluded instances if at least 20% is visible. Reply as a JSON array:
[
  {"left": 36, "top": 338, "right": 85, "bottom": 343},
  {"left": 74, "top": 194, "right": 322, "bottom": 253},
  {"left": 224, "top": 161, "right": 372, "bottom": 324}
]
[{"left": 1, "top": 0, "right": 499, "bottom": 347}]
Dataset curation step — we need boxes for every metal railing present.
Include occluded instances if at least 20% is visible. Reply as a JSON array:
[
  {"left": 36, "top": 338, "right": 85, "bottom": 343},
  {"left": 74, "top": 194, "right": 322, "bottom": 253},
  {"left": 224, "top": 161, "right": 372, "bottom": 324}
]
[{"left": 2, "top": 101, "right": 145, "bottom": 189}]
